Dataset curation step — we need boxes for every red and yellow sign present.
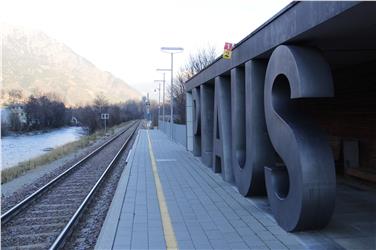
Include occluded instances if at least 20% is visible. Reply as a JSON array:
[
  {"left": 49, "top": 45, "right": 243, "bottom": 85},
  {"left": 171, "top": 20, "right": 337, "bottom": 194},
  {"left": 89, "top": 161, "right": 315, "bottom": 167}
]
[{"left": 223, "top": 42, "right": 233, "bottom": 59}]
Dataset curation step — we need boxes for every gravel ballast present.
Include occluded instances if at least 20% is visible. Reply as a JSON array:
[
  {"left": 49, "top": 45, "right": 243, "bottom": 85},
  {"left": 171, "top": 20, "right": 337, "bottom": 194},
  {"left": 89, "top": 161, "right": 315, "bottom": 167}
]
[
  {"left": 1, "top": 122, "right": 139, "bottom": 249},
  {"left": 63, "top": 125, "right": 139, "bottom": 249}
]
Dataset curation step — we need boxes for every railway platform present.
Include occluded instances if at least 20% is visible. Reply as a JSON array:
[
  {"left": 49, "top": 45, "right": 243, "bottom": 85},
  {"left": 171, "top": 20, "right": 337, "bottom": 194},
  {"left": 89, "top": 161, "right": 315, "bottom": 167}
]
[{"left": 96, "top": 129, "right": 375, "bottom": 250}]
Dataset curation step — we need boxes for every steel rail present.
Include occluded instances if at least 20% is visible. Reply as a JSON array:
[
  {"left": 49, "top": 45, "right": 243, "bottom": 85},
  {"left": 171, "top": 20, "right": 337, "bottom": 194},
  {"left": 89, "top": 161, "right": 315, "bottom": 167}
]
[
  {"left": 1, "top": 120, "right": 137, "bottom": 224},
  {"left": 49, "top": 120, "right": 140, "bottom": 249}
]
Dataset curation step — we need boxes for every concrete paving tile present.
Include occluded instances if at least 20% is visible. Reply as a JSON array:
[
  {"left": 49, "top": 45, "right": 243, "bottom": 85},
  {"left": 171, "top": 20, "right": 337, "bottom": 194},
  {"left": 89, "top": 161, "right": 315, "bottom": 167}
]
[
  {"left": 217, "top": 224, "right": 237, "bottom": 233},
  {"left": 134, "top": 217, "right": 147, "bottom": 224},
  {"left": 114, "top": 235, "right": 132, "bottom": 247},
  {"left": 131, "top": 242, "right": 149, "bottom": 249},
  {"left": 132, "top": 223, "right": 148, "bottom": 232},
  {"left": 243, "top": 240, "right": 269, "bottom": 249},
  {"left": 148, "top": 241, "right": 166, "bottom": 250},
  {"left": 200, "top": 221, "right": 218, "bottom": 231},
  {"left": 229, "top": 241, "right": 249, "bottom": 249},
  {"left": 265, "top": 225, "right": 289, "bottom": 236},
  {"left": 117, "top": 219, "right": 133, "bottom": 227},
  {"left": 205, "top": 230, "right": 225, "bottom": 240},
  {"left": 192, "top": 241, "right": 213, "bottom": 249},
  {"left": 148, "top": 230, "right": 164, "bottom": 239},
  {"left": 223, "top": 231, "right": 244, "bottom": 243},
  {"left": 237, "top": 228, "right": 256, "bottom": 237},
  {"left": 335, "top": 237, "right": 376, "bottom": 250},
  {"left": 178, "top": 240, "right": 195, "bottom": 249},
  {"left": 263, "top": 240, "right": 288, "bottom": 249},
  {"left": 176, "top": 231, "right": 193, "bottom": 241},
  {"left": 190, "top": 230, "right": 208, "bottom": 240},
  {"left": 148, "top": 235, "right": 166, "bottom": 243},
  {"left": 99, "top": 131, "right": 376, "bottom": 250},
  {"left": 304, "top": 243, "right": 343, "bottom": 250},
  {"left": 197, "top": 217, "right": 214, "bottom": 223},
  {"left": 274, "top": 235, "right": 301, "bottom": 246},
  {"left": 229, "top": 219, "right": 249, "bottom": 229},
  {"left": 255, "top": 231, "right": 278, "bottom": 241},
  {"left": 116, "top": 228, "right": 133, "bottom": 238},
  {"left": 113, "top": 241, "right": 131, "bottom": 250},
  {"left": 249, "top": 223, "right": 268, "bottom": 233},
  {"left": 209, "top": 239, "right": 231, "bottom": 250}
]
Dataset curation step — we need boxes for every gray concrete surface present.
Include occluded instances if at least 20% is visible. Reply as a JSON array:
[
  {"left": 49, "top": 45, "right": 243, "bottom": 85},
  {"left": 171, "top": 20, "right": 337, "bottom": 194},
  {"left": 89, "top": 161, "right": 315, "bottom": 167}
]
[
  {"left": 231, "top": 61, "right": 275, "bottom": 197},
  {"left": 186, "top": 92, "right": 193, "bottom": 152},
  {"left": 213, "top": 75, "right": 233, "bottom": 183},
  {"left": 192, "top": 87, "right": 201, "bottom": 157},
  {"left": 264, "top": 45, "right": 336, "bottom": 231},
  {"left": 200, "top": 84, "right": 214, "bottom": 168},
  {"left": 97, "top": 130, "right": 376, "bottom": 249},
  {"left": 96, "top": 130, "right": 166, "bottom": 249},
  {"left": 183, "top": 0, "right": 376, "bottom": 233},
  {"left": 159, "top": 121, "right": 187, "bottom": 148},
  {"left": 185, "top": 1, "right": 366, "bottom": 90}
]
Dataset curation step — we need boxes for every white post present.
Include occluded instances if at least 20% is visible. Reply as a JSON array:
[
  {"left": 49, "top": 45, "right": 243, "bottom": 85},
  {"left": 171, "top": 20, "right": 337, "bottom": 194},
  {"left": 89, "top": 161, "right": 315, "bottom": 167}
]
[
  {"left": 170, "top": 52, "right": 174, "bottom": 139},
  {"left": 163, "top": 72, "right": 165, "bottom": 123},
  {"left": 104, "top": 118, "right": 107, "bottom": 134},
  {"left": 159, "top": 82, "right": 161, "bottom": 128}
]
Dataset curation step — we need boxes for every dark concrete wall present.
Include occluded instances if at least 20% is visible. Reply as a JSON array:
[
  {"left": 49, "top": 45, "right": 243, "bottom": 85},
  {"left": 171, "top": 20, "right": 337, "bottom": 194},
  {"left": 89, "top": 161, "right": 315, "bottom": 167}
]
[
  {"left": 213, "top": 76, "right": 233, "bottom": 182},
  {"left": 186, "top": 1, "right": 365, "bottom": 91},
  {"left": 184, "top": 1, "right": 376, "bottom": 232},
  {"left": 200, "top": 84, "right": 214, "bottom": 167},
  {"left": 298, "top": 61, "right": 376, "bottom": 173}
]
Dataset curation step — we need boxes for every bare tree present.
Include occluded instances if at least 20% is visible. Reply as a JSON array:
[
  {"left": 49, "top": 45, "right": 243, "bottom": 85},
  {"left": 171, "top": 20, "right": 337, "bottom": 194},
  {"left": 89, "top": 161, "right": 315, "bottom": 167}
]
[
  {"left": 8, "top": 89, "right": 24, "bottom": 104},
  {"left": 171, "top": 45, "right": 217, "bottom": 124},
  {"left": 185, "top": 46, "right": 217, "bottom": 77},
  {"left": 74, "top": 98, "right": 145, "bottom": 133},
  {"left": 44, "top": 92, "right": 63, "bottom": 103},
  {"left": 93, "top": 93, "right": 109, "bottom": 113},
  {"left": 24, "top": 94, "right": 66, "bottom": 130}
]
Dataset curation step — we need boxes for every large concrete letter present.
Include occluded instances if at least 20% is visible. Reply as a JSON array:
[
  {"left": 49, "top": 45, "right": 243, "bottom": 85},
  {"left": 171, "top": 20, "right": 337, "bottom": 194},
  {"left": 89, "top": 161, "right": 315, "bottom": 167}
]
[
  {"left": 213, "top": 76, "right": 233, "bottom": 182},
  {"left": 264, "top": 45, "right": 336, "bottom": 231},
  {"left": 231, "top": 62, "right": 275, "bottom": 196},
  {"left": 200, "top": 84, "right": 214, "bottom": 167},
  {"left": 192, "top": 87, "right": 201, "bottom": 156}
]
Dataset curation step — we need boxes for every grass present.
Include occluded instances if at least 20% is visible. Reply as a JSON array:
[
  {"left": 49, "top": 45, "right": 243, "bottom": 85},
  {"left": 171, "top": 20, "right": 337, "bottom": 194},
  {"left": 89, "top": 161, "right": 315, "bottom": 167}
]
[{"left": 1, "top": 122, "right": 130, "bottom": 184}]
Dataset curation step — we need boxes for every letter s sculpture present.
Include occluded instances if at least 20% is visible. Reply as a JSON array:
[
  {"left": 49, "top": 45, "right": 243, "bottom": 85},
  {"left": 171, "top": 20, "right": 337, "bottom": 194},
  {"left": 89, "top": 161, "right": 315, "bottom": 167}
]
[{"left": 264, "top": 45, "right": 336, "bottom": 231}]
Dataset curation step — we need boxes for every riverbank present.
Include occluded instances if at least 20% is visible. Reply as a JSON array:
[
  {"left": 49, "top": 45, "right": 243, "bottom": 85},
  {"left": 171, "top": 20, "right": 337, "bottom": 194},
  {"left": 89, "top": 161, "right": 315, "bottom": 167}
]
[
  {"left": 2, "top": 126, "right": 86, "bottom": 168},
  {"left": 1, "top": 126, "right": 86, "bottom": 138},
  {"left": 1, "top": 122, "right": 129, "bottom": 184}
]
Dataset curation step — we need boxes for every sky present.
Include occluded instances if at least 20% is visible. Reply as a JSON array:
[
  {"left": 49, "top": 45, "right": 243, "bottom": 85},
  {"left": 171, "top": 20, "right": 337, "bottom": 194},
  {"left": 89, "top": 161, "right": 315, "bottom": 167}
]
[{"left": 1, "top": 0, "right": 291, "bottom": 101}]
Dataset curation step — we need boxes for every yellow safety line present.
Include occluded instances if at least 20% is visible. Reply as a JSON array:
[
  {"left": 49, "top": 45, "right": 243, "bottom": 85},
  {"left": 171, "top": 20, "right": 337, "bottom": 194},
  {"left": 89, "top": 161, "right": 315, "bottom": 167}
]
[{"left": 147, "top": 130, "right": 178, "bottom": 250}]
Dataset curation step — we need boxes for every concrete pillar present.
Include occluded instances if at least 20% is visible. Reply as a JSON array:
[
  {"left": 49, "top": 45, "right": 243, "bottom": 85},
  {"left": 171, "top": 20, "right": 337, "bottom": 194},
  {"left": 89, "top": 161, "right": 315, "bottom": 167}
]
[
  {"left": 192, "top": 87, "right": 201, "bottom": 156},
  {"left": 231, "top": 62, "right": 275, "bottom": 196},
  {"left": 186, "top": 91, "right": 193, "bottom": 151},
  {"left": 264, "top": 45, "right": 336, "bottom": 231},
  {"left": 200, "top": 84, "right": 214, "bottom": 167},
  {"left": 213, "top": 76, "right": 233, "bottom": 183}
]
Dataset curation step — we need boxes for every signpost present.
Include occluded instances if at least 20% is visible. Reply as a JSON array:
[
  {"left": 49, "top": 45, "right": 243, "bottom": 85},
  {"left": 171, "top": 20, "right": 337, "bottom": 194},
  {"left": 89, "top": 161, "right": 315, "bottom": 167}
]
[
  {"left": 101, "top": 113, "right": 109, "bottom": 134},
  {"left": 223, "top": 42, "right": 233, "bottom": 59}
]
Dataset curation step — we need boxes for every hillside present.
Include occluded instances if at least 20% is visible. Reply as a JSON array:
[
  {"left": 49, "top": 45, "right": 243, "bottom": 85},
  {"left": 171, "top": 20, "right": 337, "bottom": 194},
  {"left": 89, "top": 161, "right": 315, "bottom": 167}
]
[{"left": 1, "top": 24, "right": 141, "bottom": 106}]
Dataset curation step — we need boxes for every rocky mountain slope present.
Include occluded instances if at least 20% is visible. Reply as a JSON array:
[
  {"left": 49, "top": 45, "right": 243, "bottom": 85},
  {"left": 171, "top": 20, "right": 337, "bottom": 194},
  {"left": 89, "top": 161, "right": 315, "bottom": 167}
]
[{"left": 1, "top": 24, "right": 141, "bottom": 106}]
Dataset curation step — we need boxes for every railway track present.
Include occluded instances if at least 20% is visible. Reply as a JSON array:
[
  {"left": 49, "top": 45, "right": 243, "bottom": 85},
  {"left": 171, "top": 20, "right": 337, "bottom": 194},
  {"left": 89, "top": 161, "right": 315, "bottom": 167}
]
[{"left": 1, "top": 120, "right": 141, "bottom": 249}]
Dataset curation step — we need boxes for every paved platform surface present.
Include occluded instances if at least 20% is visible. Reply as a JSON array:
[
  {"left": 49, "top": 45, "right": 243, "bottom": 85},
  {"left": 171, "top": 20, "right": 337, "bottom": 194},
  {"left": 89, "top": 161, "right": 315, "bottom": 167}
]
[{"left": 96, "top": 129, "right": 376, "bottom": 250}]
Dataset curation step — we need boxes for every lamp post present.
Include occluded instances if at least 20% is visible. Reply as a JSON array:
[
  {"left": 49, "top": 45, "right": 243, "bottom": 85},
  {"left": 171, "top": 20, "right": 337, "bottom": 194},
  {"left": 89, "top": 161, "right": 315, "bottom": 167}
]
[
  {"left": 156, "top": 69, "right": 171, "bottom": 124},
  {"left": 160, "top": 47, "right": 184, "bottom": 139},
  {"left": 154, "top": 80, "right": 162, "bottom": 128}
]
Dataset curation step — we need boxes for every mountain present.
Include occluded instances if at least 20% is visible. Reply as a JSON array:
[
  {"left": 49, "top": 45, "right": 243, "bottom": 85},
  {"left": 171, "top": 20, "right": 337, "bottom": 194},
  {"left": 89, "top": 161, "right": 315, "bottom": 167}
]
[{"left": 1, "top": 24, "right": 141, "bottom": 106}]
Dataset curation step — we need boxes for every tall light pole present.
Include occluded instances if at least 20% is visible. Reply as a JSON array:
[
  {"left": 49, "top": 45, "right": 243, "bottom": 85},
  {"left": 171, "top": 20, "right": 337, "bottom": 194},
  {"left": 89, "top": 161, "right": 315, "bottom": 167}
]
[
  {"left": 156, "top": 69, "right": 171, "bottom": 124},
  {"left": 154, "top": 80, "right": 163, "bottom": 128},
  {"left": 160, "top": 47, "right": 184, "bottom": 139}
]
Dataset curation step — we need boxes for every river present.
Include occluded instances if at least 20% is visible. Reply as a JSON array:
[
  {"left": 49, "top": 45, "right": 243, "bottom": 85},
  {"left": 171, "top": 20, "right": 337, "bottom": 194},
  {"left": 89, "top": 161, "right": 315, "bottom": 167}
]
[{"left": 1, "top": 127, "right": 86, "bottom": 170}]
